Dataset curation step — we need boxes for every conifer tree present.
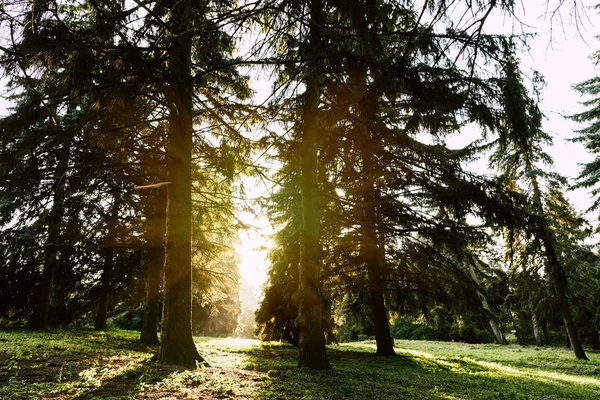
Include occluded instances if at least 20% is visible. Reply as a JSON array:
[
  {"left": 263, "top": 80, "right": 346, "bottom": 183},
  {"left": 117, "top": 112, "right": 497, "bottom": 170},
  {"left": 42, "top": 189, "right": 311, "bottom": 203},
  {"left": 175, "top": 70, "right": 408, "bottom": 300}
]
[
  {"left": 1, "top": 1, "right": 253, "bottom": 363},
  {"left": 492, "top": 43, "right": 587, "bottom": 359}
]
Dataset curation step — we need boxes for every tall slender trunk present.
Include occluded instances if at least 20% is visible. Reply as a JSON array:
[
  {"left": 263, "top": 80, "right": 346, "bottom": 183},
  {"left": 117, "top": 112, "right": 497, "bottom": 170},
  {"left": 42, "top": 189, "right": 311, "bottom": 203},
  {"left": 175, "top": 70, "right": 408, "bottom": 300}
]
[
  {"left": 29, "top": 137, "right": 71, "bottom": 330},
  {"left": 157, "top": 0, "right": 203, "bottom": 367},
  {"left": 591, "top": 328, "right": 600, "bottom": 350},
  {"left": 529, "top": 167, "right": 586, "bottom": 359},
  {"left": 361, "top": 166, "right": 395, "bottom": 356},
  {"left": 348, "top": 0, "right": 394, "bottom": 356},
  {"left": 140, "top": 186, "right": 167, "bottom": 345},
  {"left": 95, "top": 189, "right": 121, "bottom": 330},
  {"left": 540, "top": 232, "right": 588, "bottom": 360},
  {"left": 531, "top": 303, "right": 542, "bottom": 346},
  {"left": 296, "top": 0, "right": 330, "bottom": 370},
  {"left": 468, "top": 264, "right": 507, "bottom": 345}
]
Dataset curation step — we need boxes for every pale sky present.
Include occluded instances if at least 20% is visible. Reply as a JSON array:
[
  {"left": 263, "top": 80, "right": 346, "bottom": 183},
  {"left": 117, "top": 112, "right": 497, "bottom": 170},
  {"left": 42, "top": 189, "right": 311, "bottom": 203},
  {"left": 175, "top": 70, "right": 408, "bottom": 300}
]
[{"left": 500, "top": 1, "right": 599, "bottom": 213}]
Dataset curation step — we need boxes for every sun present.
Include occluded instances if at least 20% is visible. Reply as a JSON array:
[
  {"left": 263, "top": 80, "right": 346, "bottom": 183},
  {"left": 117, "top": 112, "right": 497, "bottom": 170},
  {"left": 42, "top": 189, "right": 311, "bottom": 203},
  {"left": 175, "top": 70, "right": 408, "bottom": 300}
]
[{"left": 237, "top": 229, "right": 271, "bottom": 291}]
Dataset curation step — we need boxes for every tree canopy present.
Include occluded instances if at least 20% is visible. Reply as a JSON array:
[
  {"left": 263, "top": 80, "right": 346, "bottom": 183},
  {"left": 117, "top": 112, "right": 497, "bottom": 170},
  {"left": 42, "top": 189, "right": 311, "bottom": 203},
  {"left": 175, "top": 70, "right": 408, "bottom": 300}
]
[{"left": 0, "top": 0, "right": 599, "bottom": 369}]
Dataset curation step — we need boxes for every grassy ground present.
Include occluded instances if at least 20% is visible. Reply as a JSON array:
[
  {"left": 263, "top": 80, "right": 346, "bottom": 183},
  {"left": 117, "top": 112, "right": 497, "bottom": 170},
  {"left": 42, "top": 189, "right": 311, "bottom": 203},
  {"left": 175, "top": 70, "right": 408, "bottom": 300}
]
[{"left": 0, "top": 329, "right": 599, "bottom": 399}]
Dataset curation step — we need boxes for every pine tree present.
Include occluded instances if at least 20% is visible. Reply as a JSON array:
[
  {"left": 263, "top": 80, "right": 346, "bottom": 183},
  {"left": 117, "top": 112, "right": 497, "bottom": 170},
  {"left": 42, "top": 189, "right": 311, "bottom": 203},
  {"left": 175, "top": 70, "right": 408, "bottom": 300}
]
[{"left": 492, "top": 43, "right": 587, "bottom": 359}]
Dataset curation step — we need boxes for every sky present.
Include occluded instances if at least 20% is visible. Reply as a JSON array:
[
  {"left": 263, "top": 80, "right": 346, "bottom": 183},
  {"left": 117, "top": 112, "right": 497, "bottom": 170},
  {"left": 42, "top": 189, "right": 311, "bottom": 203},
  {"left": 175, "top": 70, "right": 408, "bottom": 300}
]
[{"left": 501, "top": 1, "right": 599, "bottom": 209}]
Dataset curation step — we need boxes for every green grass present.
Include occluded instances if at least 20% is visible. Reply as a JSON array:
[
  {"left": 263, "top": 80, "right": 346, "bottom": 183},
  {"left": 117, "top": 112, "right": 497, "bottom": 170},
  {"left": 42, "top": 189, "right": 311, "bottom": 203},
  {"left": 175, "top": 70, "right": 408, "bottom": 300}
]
[{"left": 0, "top": 329, "right": 599, "bottom": 399}]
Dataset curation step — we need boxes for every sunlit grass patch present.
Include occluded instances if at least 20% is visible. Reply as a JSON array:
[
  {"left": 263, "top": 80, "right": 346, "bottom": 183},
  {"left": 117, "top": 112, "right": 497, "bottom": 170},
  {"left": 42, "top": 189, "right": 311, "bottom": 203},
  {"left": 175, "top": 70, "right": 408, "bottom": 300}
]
[{"left": 249, "top": 340, "right": 600, "bottom": 399}]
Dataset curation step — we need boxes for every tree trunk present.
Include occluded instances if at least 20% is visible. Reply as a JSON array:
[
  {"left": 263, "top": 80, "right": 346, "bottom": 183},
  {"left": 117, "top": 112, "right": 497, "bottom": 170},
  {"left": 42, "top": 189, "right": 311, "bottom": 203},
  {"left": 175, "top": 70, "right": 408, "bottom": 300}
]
[
  {"left": 29, "top": 138, "right": 71, "bottom": 330},
  {"left": 468, "top": 264, "right": 507, "bottom": 345},
  {"left": 347, "top": 0, "right": 395, "bottom": 357},
  {"left": 562, "top": 301, "right": 587, "bottom": 359},
  {"left": 140, "top": 186, "right": 167, "bottom": 346},
  {"left": 296, "top": 0, "right": 330, "bottom": 370},
  {"left": 157, "top": 0, "right": 203, "bottom": 367},
  {"left": 366, "top": 249, "right": 396, "bottom": 356},
  {"left": 531, "top": 305, "right": 543, "bottom": 346},
  {"left": 362, "top": 180, "right": 395, "bottom": 356},
  {"left": 95, "top": 190, "right": 121, "bottom": 330},
  {"left": 591, "top": 329, "right": 600, "bottom": 350},
  {"left": 488, "top": 319, "right": 507, "bottom": 345},
  {"left": 541, "top": 232, "right": 588, "bottom": 360}
]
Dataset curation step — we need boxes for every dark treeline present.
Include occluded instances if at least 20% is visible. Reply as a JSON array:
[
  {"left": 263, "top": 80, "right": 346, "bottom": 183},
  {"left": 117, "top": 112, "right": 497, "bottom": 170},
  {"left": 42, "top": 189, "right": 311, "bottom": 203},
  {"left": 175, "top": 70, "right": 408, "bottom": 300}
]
[{"left": 0, "top": 0, "right": 599, "bottom": 369}]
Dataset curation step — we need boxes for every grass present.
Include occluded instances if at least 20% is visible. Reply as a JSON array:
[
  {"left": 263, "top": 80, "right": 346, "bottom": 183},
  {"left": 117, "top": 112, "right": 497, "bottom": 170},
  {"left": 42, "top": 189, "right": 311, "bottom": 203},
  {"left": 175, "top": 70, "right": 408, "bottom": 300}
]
[{"left": 0, "top": 329, "right": 599, "bottom": 399}]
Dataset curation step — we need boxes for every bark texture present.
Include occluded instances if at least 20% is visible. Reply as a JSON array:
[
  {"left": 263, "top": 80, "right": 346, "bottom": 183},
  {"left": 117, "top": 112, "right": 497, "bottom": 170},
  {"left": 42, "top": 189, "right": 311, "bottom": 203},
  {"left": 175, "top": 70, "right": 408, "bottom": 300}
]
[
  {"left": 157, "top": 0, "right": 203, "bottom": 367},
  {"left": 296, "top": 0, "right": 330, "bottom": 370}
]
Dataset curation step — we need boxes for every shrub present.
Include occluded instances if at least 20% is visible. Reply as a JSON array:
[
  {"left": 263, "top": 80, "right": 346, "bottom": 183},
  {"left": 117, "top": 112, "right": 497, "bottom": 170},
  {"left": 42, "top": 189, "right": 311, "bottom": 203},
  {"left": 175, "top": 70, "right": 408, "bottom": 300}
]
[
  {"left": 109, "top": 309, "right": 144, "bottom": 331},
  {"left": 391, "top": 317, "right": 439, "bottom": 341}
]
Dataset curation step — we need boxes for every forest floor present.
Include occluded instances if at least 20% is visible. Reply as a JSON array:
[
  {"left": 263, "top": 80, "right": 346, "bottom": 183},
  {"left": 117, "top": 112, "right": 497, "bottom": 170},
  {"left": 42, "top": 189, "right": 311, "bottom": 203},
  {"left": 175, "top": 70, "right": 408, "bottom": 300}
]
[{"left": 0, "top": 329, "right": 599, "bottom": 399}]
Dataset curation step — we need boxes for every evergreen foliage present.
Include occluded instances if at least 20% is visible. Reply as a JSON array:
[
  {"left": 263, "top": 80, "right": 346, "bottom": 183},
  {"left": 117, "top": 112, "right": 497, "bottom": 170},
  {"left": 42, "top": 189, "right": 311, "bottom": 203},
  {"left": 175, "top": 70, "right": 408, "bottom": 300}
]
[{"left": 0, "top": 0, "right": 598, "bottom": 371}]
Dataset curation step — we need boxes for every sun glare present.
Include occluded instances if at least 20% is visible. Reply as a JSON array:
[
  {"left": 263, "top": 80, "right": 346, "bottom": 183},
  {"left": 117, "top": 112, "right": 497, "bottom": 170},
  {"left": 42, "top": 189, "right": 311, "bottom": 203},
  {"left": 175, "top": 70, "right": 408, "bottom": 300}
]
[
  {"left": 236, "top": 212, "right": 273, "bottom": 310},
  {"left": 237, "top": 230, "right": 270, "bottom": 288}
]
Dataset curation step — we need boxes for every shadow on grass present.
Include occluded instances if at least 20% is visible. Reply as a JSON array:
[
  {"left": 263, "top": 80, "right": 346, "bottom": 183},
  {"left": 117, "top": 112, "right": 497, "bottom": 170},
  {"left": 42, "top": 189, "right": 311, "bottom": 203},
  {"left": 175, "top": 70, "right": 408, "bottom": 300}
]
[
  {"left": 72, "top": 361, "right": 174, "bottom": 400},
  {"left": 0, "top": 328, "right": 172, "bottom": 399},
  {"left": 246, "top": 345, "right": 600, "bottom": 400}
]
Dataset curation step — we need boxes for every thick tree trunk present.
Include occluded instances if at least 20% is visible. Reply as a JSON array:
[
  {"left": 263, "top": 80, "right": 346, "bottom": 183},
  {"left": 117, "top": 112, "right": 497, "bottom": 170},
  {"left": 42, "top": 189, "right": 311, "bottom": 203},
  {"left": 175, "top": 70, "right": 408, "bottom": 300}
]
[
  {"left": 29, "top": 138, "right": 71, "bottom": 330},
  {"left": 296, "top": 0, "right": 330, "bottom": 370},
  {"left": 157, "top": 0, "right": 203, "bottom": 367},
  {"left": 140, "top": 186, "right": 167, "bottom": 346},
  {"left": 95, "top": 190, "right": 121, "bottom": 330}
]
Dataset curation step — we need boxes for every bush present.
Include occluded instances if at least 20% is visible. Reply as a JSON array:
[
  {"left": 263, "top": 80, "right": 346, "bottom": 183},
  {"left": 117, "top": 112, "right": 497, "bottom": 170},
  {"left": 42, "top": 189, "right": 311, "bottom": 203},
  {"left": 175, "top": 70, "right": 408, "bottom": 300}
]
[
  {"left": 391, "top": 317, "right": 495, "bottom": 344},
  {"left": 109, "top": 309, "right": 143, "bottom": 331},
  {"left": 391, "top": 317, "right": 439, "bottom": 341},
  {"left": 449, "top": 322, "right": 494, "bottom": 344}
]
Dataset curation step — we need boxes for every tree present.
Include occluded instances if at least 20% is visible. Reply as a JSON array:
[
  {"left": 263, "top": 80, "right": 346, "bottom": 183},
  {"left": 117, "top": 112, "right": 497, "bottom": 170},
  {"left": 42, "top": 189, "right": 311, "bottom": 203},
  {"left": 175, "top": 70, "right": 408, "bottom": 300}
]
[
  {"left": 257, "top": 0, "right": 580, "bottom": 360},
  {"left": 492, "top": 43, "right": 587, "bottom": 359},
  {"left": 293, "top": 0, "right": 332, "bottom": 369},
  {"left": 1, "top": 1, "right": 252, "bottom": 364},
  {"left": 140, "top": 186, "right": 167, "bottom": 345}
]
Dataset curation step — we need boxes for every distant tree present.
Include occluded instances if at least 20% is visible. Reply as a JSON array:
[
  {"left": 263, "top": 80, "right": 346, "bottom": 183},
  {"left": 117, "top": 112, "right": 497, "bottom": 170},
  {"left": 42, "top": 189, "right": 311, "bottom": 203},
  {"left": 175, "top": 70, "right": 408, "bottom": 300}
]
[
  {"left": 492, "top": 43, "right": 587, "bottom": 359},
  {"left": 140, "top": 186, "right": 167, "bottom": 346}
]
